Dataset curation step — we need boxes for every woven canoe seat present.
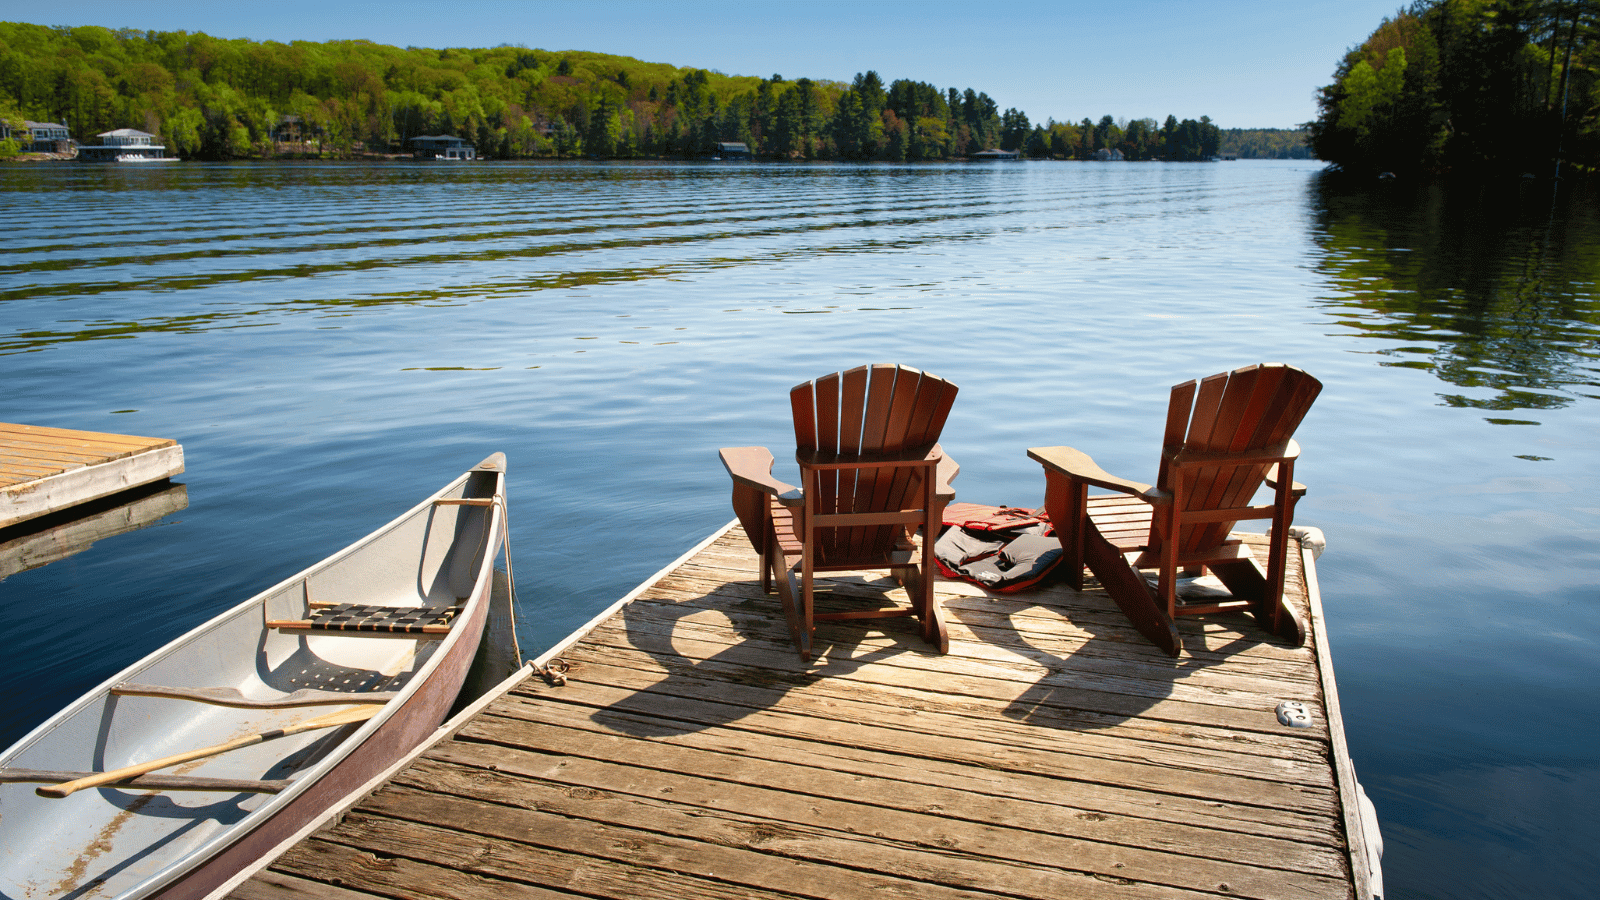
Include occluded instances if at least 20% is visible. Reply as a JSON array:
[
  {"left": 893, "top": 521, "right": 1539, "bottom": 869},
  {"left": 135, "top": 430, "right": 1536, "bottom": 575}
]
[{"left": 283, "top": 603, "right": 459, "bottom": 634}]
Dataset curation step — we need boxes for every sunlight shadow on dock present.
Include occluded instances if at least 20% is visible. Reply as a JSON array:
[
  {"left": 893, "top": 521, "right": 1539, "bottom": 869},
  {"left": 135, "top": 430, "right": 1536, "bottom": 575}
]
[
  {"left": 595, "top": 573, "right": 943, "bottom": 737},
  {"left": 941, "top": 572, "right": 1297, "bottom": 732}
]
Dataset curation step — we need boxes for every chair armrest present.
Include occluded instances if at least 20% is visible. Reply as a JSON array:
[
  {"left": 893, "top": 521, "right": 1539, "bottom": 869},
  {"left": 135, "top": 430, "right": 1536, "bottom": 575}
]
[
  {"left": 1027, "top": 446, "right": 1168, "bottom": 504},
  {"left": 933, "top": 443, "right": 959, "bottom": 501},
  {"left": 1265, "top": 463, "right": 1307, "bottom": 498},
  {"left": 719, "top": 447, "right": 803, "bottom": 505}
]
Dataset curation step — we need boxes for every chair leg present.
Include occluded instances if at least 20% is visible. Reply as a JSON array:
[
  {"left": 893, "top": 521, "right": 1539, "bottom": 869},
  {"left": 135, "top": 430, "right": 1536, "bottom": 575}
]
[
  {"left": 1157, "top": 475, "right": 1182, "bottom": 621},
  {"left": 1209, "top": 558, "right": 1305, "bottom": 648},
  {"left": 731, "top": 485, "right": 771, "bottom": 592},
  {"left": 759, "top": 508, "right": 775, "bottom": 596},
  {"left": 760, "top": 540, "right": 772, "bottom": 595},
  {"left": 919, "top": 479, "right": 947, "bottom": 654},
  {"left": 898, "top": 563, "right": 949, "bottom": 655},
  {"left": 1041, "top": 471, "right": 1087, "bottom": 591},
  {"left": 921, "top": 572, "right": 949, "bottom": 654},
  {"left": 773, "top": 565, "right": 810, "bottom": 661},
  {"left": 1081, "top": 518, "right": 1180, "bottom": 657},
  {"left": 1266, "top": 482, "right": 1307, "bottom": 647},
  {"left": 800, "top": 497, "right": 818, "bottom": 661},
  {"left": 1215, "top": 462, "right": 1305, "bottom": 648},
  {"left": 1264, "top": 469, "right": 1296, "bottom": 636}
]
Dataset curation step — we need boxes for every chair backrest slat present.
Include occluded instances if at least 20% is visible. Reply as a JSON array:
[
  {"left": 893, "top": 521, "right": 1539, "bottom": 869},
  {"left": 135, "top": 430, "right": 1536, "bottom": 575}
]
[
  {"left": 796, "top": 373, "right": 839, "bottom": 546},
  {"left": 1156, "top": 377, "right": 1197, "bottom": 493},
  {"left": 906, "top": 375, "right": 958, "bottom": 449},
  {"left": 881, "top": 367, "right": 923, "bottom": 448},
  {"left": 790, "top": 380, "right": 819, "bottom": 450},
  {"left": 836, "top": 366, "right": 874, "bottom": 555},
  {"left": 1235, "top": 364, "right": 1289, "bottom": 449},
  {"left": 837, "top": 366, "right": 870, "bottom": 456},
  {"left": 861, "top": 365, "right": 901, "bottom": 453},
  {"left": 1179, "top": 371, "right": 1230, "bottom": 458},
  {"left": 1264, "top": 372, "right": 1321, "bottom": 446}
]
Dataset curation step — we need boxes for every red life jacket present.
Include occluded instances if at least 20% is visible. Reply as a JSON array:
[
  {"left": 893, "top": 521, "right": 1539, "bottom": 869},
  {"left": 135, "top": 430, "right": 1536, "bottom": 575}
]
[{"left": 934, "top": 502, "right": 1063, "bottom": 593}]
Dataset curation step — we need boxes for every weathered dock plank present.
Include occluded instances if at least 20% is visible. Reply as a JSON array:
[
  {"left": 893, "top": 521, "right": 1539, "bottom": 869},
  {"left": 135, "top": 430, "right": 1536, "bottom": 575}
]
[
  {"left": 0, "top": 422, "right": 183, "bottom": 528},
  {"left": 433, "top": 721, "right": 1345, "bottom": 876},
  {"left": 230, "top": 522, "right": 1365, "bottom": 900},
  {"left": 525, "top": 649, "right": 1334, "bottom": 788}
]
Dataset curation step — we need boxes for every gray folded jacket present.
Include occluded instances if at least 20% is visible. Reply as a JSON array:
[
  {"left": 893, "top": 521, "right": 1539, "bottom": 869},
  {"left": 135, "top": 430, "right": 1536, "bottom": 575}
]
[{"left": 934, "top": 524, "right": 1061, "bottom": 592}]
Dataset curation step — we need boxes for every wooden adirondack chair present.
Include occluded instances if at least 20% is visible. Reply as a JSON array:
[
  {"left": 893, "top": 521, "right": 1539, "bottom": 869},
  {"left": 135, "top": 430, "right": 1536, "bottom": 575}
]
[
  {"left": 1028, "top": 364, "right": 1321, "bottom": 657},
  {"left": 719, "top": 364, "right": 959, "bottom": 662}
]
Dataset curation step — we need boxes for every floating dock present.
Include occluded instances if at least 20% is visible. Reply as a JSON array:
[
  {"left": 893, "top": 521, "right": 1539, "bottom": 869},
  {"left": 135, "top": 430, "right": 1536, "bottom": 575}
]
[
  {"left": 0, "top": 423, "right": 184, "bottom": 530},
  {"left": 0, "top": 481, "right": 188, "bottom": 579},
  {"left": 225, "top": 521, "right": 1376, "bottom": 900}
]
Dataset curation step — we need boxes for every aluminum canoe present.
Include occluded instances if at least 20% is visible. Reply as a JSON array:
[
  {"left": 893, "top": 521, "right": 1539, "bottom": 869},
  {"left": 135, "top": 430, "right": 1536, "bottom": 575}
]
[{"left": 0, "top": 453, "right": 507, "bottom": 900}]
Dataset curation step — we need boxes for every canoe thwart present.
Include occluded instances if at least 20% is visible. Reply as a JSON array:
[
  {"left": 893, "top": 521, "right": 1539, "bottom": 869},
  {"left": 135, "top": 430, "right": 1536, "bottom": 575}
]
[
  {"left": 0, "top": 767, "right": 290, "bottom": 794},
  {"left": 267, "top": 602, "right": 460, "bottom": 635},
  {"left": 111, "top": 682, "right": 400, "bottom": 708},
  {"left": 433, "top": 497, "right": 495, "bottom": 507}
]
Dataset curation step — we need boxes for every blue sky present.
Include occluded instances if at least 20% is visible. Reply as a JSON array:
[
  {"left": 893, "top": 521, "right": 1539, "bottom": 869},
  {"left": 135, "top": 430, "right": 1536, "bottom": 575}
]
[{"left": 2, "top": 0, "right": 1403, "bottom": 129}]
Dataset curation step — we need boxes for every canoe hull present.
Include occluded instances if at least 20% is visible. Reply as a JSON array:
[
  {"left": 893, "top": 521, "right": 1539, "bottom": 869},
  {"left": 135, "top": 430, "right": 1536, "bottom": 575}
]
[{"left": 0, "top": 454, "right": 507, "bottom": 900}]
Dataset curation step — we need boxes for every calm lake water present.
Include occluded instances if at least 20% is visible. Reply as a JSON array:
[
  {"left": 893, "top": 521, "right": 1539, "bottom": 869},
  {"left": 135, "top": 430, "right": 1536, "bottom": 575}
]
[{"left": 2, "top": 159, "right": 1596, "bottom": 899}]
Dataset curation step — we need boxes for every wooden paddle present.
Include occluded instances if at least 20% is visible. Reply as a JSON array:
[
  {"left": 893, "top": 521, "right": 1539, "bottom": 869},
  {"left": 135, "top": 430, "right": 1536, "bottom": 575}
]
[{"left": 36, "top": 704, "right": 380, "bottom": 798}]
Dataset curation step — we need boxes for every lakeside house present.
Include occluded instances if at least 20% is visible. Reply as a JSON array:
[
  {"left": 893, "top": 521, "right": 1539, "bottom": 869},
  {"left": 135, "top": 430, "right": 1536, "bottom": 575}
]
[
  {"left": 972, "top": 147, "right": 1021, "bottom": 160},
  {"left": 411, "top": 135, "right": 476, "bottom": 160},
  {"left": 271, "top": 115, "right": 310, "bottom": 142},
  {"left": 77, "top": 128, "right": 169, "bottom": 161},
  {"left": 270, "top": 115, "right": 327, "bottom": 155},
  {"left": 712, "top": 141, "right": 752, "bottom": 160},
  {"left": 1, "top": 121, "right": 74, "bottom": 153}
]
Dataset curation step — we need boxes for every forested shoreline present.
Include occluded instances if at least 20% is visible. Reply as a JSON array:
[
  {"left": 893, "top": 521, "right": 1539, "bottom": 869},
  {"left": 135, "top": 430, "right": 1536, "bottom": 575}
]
[
  {"left": 1311, "top": 0, "right": 1600, "bottom": 178},
  {"left": 0, "top": 22, "right": 1298, "bottom": 162}
]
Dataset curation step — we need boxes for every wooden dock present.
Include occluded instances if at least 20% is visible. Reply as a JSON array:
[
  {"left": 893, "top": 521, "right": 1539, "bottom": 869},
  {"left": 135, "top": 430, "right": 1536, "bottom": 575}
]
[
  {"left": 225, "top": 521, "right": 1375, "bottom": 900},
  {"left": 0, "top": 423, "right": 184, "bottom": 530}
]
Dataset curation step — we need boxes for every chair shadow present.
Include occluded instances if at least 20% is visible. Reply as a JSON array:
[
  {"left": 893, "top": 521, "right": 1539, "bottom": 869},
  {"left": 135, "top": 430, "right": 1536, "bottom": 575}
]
[
  {"left": 958, "top": 574, "right": 1280, "bottom": 731},
  {"left": 596, "top": 572, "right": 938, "bottom": 738}
]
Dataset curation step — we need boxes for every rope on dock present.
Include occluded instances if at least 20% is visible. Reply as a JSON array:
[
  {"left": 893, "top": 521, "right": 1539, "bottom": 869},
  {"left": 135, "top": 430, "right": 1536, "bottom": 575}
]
[{"left": 534, "top": 658, "right": 570, "bottom": 686}]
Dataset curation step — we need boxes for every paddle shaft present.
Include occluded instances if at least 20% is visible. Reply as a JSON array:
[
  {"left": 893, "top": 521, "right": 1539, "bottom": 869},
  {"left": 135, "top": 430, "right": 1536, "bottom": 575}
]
[{"left": 37, "top": 704, "right": 380, "bottom": 798}]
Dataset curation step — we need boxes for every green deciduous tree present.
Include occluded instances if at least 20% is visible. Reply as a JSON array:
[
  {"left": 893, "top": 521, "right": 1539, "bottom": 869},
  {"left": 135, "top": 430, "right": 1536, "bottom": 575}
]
[
  {"left": 1, "top": 21, "right": 1208, "bottom": 165},
  {"left": 0, "top": 97, "right": 24, "bottom": 156}
]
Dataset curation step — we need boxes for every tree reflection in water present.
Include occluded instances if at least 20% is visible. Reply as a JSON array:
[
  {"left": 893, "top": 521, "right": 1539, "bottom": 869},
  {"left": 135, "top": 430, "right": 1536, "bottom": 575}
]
[{"left": 1308, "top": 173, "right": 1600, "bottom": 426}]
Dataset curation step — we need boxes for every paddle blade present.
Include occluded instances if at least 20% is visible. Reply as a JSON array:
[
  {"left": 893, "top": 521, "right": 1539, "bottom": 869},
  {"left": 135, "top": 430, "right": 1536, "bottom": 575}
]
[{"left": 289, "top": 703, "right": 382, "bottom": 733}]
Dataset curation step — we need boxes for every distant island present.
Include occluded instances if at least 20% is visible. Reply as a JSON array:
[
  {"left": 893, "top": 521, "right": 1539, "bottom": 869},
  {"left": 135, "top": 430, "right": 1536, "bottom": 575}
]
[
  {"left": 0, "top": 22, "right": 1303, "bottom": 163},
  {"left": 1310, "top": 0, "right": 1597, "bottom": 179}
]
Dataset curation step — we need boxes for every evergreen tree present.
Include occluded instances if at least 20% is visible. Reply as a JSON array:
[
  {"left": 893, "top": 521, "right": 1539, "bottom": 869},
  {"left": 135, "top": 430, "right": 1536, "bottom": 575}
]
[{"left": 1000, "top": 107, "right": 1030, "bottom": 151}]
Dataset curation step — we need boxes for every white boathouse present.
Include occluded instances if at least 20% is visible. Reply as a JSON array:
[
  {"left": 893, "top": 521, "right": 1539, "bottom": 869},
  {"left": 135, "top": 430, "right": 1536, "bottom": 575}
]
[
  {"left": 77, "top": 128, "right": 170, "bottom": 161},
  {"left": 411, "top": 135, "right": 476, "bottom": 160}
]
